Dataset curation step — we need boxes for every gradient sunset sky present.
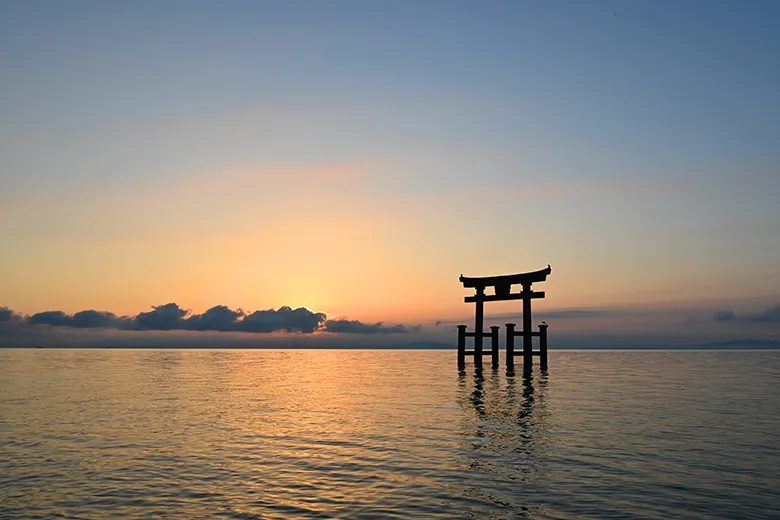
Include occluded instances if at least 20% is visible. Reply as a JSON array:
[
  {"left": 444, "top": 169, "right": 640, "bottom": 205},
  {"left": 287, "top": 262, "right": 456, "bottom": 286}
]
[{"left": 1, "top": 1, "right": 779, "bottom": 336}]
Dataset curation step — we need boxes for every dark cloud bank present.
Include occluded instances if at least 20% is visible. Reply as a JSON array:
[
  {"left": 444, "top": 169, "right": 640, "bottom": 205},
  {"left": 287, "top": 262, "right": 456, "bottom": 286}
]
[
  {"left": 712, "top": 304, "right": 780, "bottom": 324},
  {"left": 2, "top": 302, "right": 778, "bottom": 349},
  {"left": 1, "top": 304, "right": 418, "bottom": 335}
]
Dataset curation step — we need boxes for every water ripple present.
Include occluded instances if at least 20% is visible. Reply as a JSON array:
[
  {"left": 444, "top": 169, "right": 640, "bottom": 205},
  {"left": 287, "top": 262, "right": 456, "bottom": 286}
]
[{"left": 1, "top": 349, "right": 778, "bottom": 519}]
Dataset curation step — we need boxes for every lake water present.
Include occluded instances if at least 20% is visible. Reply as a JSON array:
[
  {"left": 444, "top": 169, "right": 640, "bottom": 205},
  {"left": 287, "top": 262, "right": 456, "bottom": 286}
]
[{"left": 1, "top": 349, "right": 778, "bottom": 519}]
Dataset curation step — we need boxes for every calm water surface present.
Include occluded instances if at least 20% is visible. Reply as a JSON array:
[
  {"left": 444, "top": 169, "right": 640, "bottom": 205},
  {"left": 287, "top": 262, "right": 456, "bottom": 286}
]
[{"left": 1, "top": 349, "right": 778, "bottom": 519}]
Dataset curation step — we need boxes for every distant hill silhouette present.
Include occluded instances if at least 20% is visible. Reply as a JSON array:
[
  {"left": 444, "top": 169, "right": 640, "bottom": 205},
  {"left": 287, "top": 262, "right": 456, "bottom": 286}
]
[{"left": 695, "top": 339, "right": 780, "bottom": 349}]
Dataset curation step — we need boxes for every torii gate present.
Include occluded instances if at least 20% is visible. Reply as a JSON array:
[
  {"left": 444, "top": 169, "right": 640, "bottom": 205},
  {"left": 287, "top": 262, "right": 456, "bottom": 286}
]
[{"left": 458, "top": 265, "right": 551, "bottom": 370}]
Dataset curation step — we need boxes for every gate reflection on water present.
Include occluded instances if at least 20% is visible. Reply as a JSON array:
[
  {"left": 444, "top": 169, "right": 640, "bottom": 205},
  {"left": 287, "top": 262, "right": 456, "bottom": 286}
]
[{"left": 454, "top": 367, "right": 552, "bottom": 514}]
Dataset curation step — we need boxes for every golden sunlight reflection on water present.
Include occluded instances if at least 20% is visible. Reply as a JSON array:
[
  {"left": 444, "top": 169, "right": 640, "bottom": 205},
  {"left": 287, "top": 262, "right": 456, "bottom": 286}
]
[{"left": 1, "top": 349, "right": 779, "bottom": 519}]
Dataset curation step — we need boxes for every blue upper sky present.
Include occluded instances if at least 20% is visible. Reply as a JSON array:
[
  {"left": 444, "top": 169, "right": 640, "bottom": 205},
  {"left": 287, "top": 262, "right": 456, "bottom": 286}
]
[{"left": 1, "top": 1, "right": 779, "bottom": 343}]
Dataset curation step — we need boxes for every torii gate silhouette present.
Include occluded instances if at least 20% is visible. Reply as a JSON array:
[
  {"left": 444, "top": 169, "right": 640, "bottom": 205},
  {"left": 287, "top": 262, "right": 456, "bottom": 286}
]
[{"left": 458, "top": 265, "right": 551, "bottom": 371}]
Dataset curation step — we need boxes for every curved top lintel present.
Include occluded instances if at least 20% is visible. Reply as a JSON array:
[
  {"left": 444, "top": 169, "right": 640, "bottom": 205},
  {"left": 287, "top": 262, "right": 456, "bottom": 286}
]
[{"left": 459, "top": 264, "right": 551, "bottom": 288}]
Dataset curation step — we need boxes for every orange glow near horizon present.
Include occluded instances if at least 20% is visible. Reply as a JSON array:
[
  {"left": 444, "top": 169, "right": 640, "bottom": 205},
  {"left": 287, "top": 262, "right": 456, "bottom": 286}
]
[{"left": 2, "top": 160, "right": 778, "bottom": 323}]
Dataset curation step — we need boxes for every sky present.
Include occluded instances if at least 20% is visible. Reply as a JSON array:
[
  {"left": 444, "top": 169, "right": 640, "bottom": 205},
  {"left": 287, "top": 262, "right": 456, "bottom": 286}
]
[{"left": 1, "top": 1, "right": 779, "bottom": 346}]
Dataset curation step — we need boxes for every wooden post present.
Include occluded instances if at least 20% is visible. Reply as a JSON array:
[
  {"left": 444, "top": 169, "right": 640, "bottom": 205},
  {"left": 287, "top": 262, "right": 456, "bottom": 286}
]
[
  {"left": 505, "top": 323, "right": 515, "bottom": 369},
  {"left": 490, "top": 326, "right": 500, "bottom": 369},
  {"left": 539, "top": 323, "right": 548, "bottom": 370},
  {"left": 457, "top": 325, "right": 467, "bottom": 368},
  {"left": 474, "top": 287, "right": 485, "bottom": 369},
  {"left": 522, "top": 283, "right": 533, "bottom": 368}
]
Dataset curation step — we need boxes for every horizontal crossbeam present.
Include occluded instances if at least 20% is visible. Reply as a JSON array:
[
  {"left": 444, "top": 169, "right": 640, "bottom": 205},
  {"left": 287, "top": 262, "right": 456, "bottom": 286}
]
[
  {"left": 463, "top": 331, "right": 498, "bottom": 337},
  {"left": 464, "top": 350, "right": 543, "bottom": 356},
  {"left": 464, "top": 291, "right": 545, "bottom": 303}
]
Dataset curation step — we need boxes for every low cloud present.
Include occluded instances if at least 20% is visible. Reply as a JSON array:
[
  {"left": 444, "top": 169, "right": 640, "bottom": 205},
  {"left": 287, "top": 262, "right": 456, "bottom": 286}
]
[
  {"left": 0, "top": 303, "right": 417, "bottom": 336},
  {"left": 28, "top": 311, "right": 72, "bottom": 327},
  {"left": 710, "top": 304, "right": 780, "bottom": 324},
  {"left": 240, "top": 306, "right": 325, "bottom": 333},
  {"left": 0, "top": 307, "right": 15, "bottom": 322},
  {"left": 746, "top": 303, "right": 780, "bottom": 323},
  {"left": 24, "top": 309, "right": 126, "bottom": 329},
  {"left": 435, "top": 307, "right": 615, "bottom": 327},
  {"left": 72, "top": 310, "right": 122, "bottom": 328},
  {"left": 713, "top": 310, "right": 736, "bottom": 322},
  {"left": 487, "top": 308, "right": 614, "bottom": 323},
  {"left": 323, "top": 319, "right": 415, "bottom": 334},
  {"left": 135, "top": 303, "right": 188, "bottom": 330},
  {"left": 186, "top": 305, "right": 244, "bottom": 331}
]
